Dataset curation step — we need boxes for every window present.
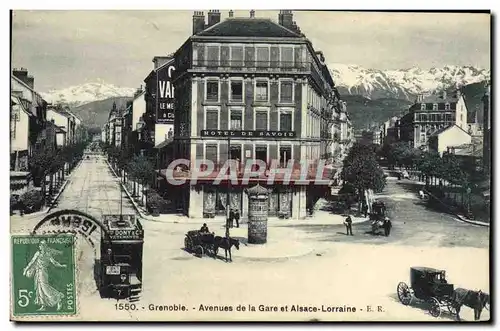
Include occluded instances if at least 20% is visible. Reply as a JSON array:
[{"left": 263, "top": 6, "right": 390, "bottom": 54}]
[
  {"left": 231, "top": 46, "right": 243, "bottom": 67},
  {"left": 255, "top": 80, "right": 269, "bottom": 102},
  {"left": 281, "top": 47, "right": 294, "bottom": 68},
  {"left": 420, "top": 114, "right": 427, "bottom": 122},
  {"left": 230, "top": 80, "right": 243, "bottom": 102},
  {"left": 205, "top": 144, "right": 218, "bottom": 163},
  {"left": 279, "top": 112, "right": 292, "bottom": 131},
  {"left": 230, "top": 145, "right": 241, "bottom": 160},
  {"left": 206, "top": 80, "right": 219, "bottom": 101},
  {"left": 255, "top": 146, "right": 267, "bottom": 163},
  {"left": 207, "top": 46, "right": 219, "bottom": 66},
  {"left": 431, "top": 114, "right": 437, "bottom": 122},
  {"left": 255, "top": 111, "right": 268, "bottom": 130},
  {"left": 256, "top": 47, "right": 270, "bottom": 66},
  {"left": 420, "top": 103, "right": 426, "bottom": 111},
  {"left": 445, "top": 113, "right": 452, "bottom": 122},
  {"left": 432, "top": 103, "right": 438, "bottom": 111},
  {"left": 205, "top": 109, "right": 218, "bottom": 129},
  {"left": 230, "top": 109, "right": 242, "bottom": 130},
  {"left": 445, "top": 103, "right": 450, "bottom": 110},
  {"left": 279, "top": 146, "right": 292, "bottom": 166},
  {"left": 280, "top": 81, "right": 294, "bottom": 103}
]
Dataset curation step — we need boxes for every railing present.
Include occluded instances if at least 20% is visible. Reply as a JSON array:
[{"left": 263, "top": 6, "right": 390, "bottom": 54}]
[{"left": 192, "top": 60, "right": 310, "bottom": 73}]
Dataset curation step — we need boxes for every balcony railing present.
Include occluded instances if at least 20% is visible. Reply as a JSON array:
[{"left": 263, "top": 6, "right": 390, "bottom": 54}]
[{"left": 192, "top": 60, "right": 310, "bottom": 73}]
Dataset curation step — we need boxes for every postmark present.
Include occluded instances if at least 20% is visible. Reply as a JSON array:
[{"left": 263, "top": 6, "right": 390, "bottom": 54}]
[{"left": 12, "top": 234, "right": 77, "bottom": 316}]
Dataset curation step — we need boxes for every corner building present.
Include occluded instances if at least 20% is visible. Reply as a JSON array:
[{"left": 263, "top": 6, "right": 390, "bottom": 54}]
[{"left": 168, "top": 10, "right": 339, "bottom": 219}]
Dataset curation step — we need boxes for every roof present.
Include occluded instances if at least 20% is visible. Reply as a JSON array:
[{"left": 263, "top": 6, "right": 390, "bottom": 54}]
[
  {"left": 197, "top": 18, "right": 302, "bottom": 38},
  {"left": 452, "top": 143, "right": 483, "bottom": 157},
  {"left": 429, "top": 124, "right": 470, "bottom": 138},
  {"left": 411, "top": 267, "right": 444, "bottom": 274},
  {"left": 154, "top": 137, "right": 174, "bottom": 149},
  {"left": 420, "top": 93, "right": 459, "bottom": 104},
  {"left": 11, "top": 75, "right": 47, "bottom": 107}
]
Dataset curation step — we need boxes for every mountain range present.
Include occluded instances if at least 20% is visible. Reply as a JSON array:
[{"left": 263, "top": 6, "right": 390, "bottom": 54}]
[{"left": 41, "top": 65, "right": 490, "bottom": 129}]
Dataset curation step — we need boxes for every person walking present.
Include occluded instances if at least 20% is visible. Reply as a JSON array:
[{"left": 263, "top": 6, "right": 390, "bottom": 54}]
[
  {"left": 362, "top": 203, "right": 368, "bottom": 218},
  {"left": 234, "top": 209, "right": 240, "bottom": 228},
  {"left": 383, "top": 217, "right": 392, "bottom": 237},
  {"left": 228, "top": 208, "right": 235, "bottom": 228},
  {"left": 344, "top": 215, "right": 353, "bottom": 236}
]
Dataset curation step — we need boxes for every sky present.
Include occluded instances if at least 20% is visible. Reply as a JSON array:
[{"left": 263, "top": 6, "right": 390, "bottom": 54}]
[{"left": 11, "top": 10, "right": 491, "bottom": 92}]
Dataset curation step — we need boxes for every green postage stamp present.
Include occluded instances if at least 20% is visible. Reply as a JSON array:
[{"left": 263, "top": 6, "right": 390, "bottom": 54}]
[{"left": 11, "top": 234, "right": 77, "bottom": 317}]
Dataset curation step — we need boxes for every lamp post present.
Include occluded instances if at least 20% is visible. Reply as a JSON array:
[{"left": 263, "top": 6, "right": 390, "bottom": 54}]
[{"left": 225, "top": 134, "right": 231, "bottom": 239}]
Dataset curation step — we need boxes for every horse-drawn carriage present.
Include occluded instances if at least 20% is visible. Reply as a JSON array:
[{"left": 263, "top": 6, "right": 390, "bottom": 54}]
[
  {"left": 397, "top": 267, "right": 490, "bottom": 320},
  {"left": 370, "top": 200, "right": 387, "bottom": 234},
  {"left": 184, "top": 230, "right": 215, "bottom": 256},
  {"left": 184, "top": 229, "right": 240, "bottom": 262}
]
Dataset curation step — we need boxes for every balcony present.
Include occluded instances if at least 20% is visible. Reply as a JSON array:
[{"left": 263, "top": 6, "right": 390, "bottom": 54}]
[{"left": 191, "top": 60, "right": 310, "bottom": 74}]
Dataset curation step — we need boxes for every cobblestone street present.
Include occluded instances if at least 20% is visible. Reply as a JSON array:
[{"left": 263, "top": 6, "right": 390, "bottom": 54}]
[{"left": 10, "top": 156, "right": 490, "bottom": 321}]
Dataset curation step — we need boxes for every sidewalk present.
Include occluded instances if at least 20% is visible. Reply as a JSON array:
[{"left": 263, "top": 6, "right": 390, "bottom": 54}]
[{"left": 423, "top": 189, "right": 489, "bottom": 227}]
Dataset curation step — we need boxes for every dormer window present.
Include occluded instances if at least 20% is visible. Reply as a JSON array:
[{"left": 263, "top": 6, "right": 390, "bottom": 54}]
[
  {"left": 432, "top": 103, "right": 438, "bottom": 111},
  {"left": 445, "top": 103, "right": 450, "bottom": 110},
  {"left": 420, "top": 103, "right": 426, "bottom": 111}
]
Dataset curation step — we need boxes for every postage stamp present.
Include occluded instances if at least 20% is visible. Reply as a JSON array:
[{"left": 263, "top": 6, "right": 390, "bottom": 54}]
[{"left": 11, "top": 234, "right": 77, "bottom": 317}]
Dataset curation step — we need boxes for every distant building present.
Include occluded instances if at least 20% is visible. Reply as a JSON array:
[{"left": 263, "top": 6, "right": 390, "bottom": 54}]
[
  {"left": 399, "top": 90, "right": 468, "bottom": 149},
  {"left": 427, "top": 124, "right": 471, "bottom": 156}
]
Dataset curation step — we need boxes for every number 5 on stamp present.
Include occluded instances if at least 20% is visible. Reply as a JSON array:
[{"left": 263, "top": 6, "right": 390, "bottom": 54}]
[{"left": 11, "top": 234, "right": 77, "bottom": 316}]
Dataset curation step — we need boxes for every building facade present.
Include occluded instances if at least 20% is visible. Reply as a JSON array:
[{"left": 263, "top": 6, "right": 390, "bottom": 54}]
[
  {"left": 399, "top": 91, "right": 468, "bottom": 149},
  {"left": 161, "top": 10, "right": 340, "bottom": 219},
  {"left": 427, "top": 124, "right": 472, "bottom": 156}
]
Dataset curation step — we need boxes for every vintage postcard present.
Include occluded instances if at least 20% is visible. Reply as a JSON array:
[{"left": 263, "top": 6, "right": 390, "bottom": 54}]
[{"left": 10, "top": 9, "right": 491, "bottom": 322}]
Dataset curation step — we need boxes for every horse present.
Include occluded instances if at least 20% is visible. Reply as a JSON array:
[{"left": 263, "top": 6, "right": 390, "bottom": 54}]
[
  {"left": 451, "top": 288, "right": 490, "bottom": 321},
  {"left": 214, "top": 236, "right": 240, "bottom": 262}
]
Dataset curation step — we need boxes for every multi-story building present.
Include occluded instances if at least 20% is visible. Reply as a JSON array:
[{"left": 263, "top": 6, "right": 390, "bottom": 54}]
[
  {"left": 482, "top": 81, "right": 491, "bottom": 176},
  {"left": 162, "top": 10, "right": 340, "bottom": 219},
  {"left": 399, "top": 90, "right": 468, "bottom": 149}
]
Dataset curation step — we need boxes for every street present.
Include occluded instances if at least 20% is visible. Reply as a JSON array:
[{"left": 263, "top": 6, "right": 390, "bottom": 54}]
[{"left": 10, "top": 156, "right": 490, "bottom": 321}]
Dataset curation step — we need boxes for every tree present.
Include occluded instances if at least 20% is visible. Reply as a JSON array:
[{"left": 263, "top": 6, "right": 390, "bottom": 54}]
[
  {"left": 128, "top": 155, "right": 155, "bottom": 206},
  {"left": 341, "top": 143, "right": 386, "bottom": 210}
]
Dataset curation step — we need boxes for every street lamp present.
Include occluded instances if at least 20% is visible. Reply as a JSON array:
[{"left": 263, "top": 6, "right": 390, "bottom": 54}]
[{"left": 225, "top": 134, "right": 231, "bottom": 239}]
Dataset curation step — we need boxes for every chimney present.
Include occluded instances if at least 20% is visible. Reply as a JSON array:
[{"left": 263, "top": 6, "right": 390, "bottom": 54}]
[
  {"left": 152, "top": 56, "right": 173, "bottom": 70},
  {"left": 278, "top": 10, "right": 293, "bottom": 29},
  {"left": 13, "top": 68, "right": 34, "bottom": 88},
  {"left": 228, "top": 10, "right": 234, "bottom": 18},
  {"left": 250, "top": 10, "right": 255, "bottom": 18},
  {"left": 192, "top": 11, "right": 206, "bottom": 35},
  {"left": 207, "top": 10, "right": 221, "bottom": 27}
]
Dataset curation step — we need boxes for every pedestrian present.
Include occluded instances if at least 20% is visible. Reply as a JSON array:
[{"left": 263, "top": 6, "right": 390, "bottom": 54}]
[
  {"left": 383, "top": 217, "right": 392, "bottom": 237},
  {"left": 344, "top": 215, "right": 353, "bottom": 236},
  {"left": 362, "top": 204, "right": 368, "bottom": 218},
  {"left": 234, "top": 209, "right": 240, "bottom": 228},
  {"left": 228, "top": 208, "right": 235, "bottom": 228}
]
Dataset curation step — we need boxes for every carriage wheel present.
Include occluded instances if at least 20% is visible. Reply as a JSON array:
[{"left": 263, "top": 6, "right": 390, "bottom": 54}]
[
  {"left": 429, "top": 297, "right": 441, "bottom": 318},
  {"left": 195, "top": 245, "right": 204, "bottom": 256},
  {"left": 397, "top": 282, "right": 412, "bottom": 305}
]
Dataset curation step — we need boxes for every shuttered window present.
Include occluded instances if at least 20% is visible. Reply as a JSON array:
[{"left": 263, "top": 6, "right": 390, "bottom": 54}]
[
  {"left": 230, "top": 110, "right": 242, "bottom": 130},
  {"left": 206, "top": 81, "right": 219, "bottom": 101},
  {"left": 279, "top": 113, "right": 292, "bottom": 131},
  {"left": 281, "top": 47, "right": 294, "bottom": 68},
  {"left": 256, "top": 47, "right": 270, "bottom": 66},
  {"left": 205, "top": 145, "right": 218, "bottom": 163},
  {"left": 280, "top": 81, "right": 293, "bottom": 103},
  {"left": 206, "top": 109, "right": 218, "bottom": 129},
  {"left": 230, "top": 81, "right": 243, "bottom": 102},
  {"left": 231, "top": 46, "right": 244, "bottom": 67},
  {"left": 207, "top": 46, "right": 219, "bottom": 66},
  {"left": 255, "top": 111, "right": 268, "bottom": 130},
  {"left": 255, "top": 80, "right": 268, "bottom": 101}
]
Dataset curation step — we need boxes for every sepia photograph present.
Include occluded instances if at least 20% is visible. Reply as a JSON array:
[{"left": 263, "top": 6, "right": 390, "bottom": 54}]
[{"left": 8, "top": 8, "right": 491, "bottom": 322}]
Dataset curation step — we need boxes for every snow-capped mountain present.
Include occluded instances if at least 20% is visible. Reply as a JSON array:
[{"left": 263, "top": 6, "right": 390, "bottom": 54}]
[
  {"left": 330, "top": 64, "right": 490, "bottom": 100},
  {"left": 41, "top": 81, "right": 136, "bottom": 106}
]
